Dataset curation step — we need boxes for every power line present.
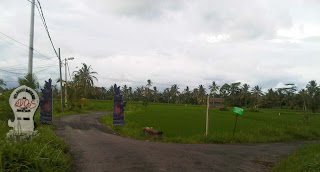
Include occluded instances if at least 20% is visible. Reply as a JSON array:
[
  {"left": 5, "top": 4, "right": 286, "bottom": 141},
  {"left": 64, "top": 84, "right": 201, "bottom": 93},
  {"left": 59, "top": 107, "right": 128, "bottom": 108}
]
[
  {"left": 0, "top": 69, "right": 25, "bottom": 75},
  {"left": 35, "top": 0, "right": 59, "bottom": 58},
  {"left": 0, "top": 31, "right": 55, "bottom": 60}
]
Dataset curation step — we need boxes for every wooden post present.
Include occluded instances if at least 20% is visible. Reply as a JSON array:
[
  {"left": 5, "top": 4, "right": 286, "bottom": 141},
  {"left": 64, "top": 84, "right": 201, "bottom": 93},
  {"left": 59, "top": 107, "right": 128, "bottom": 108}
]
[
  {"left": 206, "top": 95, "right": 209, "bottom": 136},
  {"left": 233, "top": 113, "right": 239, "bottom": 136}
]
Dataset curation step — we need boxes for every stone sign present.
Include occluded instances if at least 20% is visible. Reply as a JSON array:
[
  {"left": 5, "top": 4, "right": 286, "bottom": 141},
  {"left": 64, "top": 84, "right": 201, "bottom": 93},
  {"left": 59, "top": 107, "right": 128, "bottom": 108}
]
[
  {"left": 7, "top": 85, "right": 39, "bottom": 138},
  {"left": 113, "top": 84, "right": 126, "bottom": 125},
  {"left": 39, "top": 79, "right": 53, "bottom": 123}
]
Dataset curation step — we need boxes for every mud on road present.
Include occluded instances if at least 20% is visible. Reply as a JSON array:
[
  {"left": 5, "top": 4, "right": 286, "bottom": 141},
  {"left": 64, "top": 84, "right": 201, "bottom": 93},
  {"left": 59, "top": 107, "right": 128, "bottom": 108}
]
[{"left": 53, "top": 111, "right": 317, "bottom": 172}]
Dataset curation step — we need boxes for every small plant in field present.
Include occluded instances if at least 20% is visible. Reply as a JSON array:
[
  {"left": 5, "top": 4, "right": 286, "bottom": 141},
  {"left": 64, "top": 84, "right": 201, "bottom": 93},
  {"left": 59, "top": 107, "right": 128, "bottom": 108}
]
[
  {"left": 142, "top": 97, "right": 148, "bottom": 107},
  {"left": 219, "top": 106, "right": 229, "bottom": 111},
  {"left": 249, "top": 108, "right": 259, "bottom": 112}
]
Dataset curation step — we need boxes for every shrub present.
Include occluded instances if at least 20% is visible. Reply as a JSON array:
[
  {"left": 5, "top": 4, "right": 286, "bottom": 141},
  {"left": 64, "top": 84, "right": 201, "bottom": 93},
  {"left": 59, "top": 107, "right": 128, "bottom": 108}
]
[
  {"left": 0, "top": 90, "right": 14, "bottom": 121},
  {"left": 249, "top": 108, "right": 259, "bottom": 112},
  {"left": 219, "top": 106, "right": 229, "bottom": 111}
]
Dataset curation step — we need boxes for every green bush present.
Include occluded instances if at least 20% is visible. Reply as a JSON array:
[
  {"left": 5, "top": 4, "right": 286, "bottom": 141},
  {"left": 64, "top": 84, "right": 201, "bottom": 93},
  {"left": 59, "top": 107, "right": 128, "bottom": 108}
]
[
  {"left": 0, "top": 90, "right": 14, "bottom": 121},
  {"left": 249, "top": 108, "right": 259, "bottom": 112},
  {"left": 219, "top": 106, "right": 229, "bottom": 111}
]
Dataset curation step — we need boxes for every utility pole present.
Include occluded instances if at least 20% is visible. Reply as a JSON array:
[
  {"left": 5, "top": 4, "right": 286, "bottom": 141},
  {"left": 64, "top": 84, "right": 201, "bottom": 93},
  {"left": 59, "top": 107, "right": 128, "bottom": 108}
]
[
  {"left": 28, "top": 0, "right": 35, "bottom": 76},
  {"left": 65, "top": 58, "right": 67, "bottom": 106},
  {"left": 58, "top": 48, "right": 64, "bottom": 112}
]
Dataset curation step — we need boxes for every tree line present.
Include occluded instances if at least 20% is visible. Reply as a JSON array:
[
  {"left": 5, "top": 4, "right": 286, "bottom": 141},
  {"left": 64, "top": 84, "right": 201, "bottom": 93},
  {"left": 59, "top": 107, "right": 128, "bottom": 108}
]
[
  {"left": 1, "top": 64, "right": 319, "bottom": 113},
  {"left": 83, "top": 79, "right": 320, "bottom": 113}
]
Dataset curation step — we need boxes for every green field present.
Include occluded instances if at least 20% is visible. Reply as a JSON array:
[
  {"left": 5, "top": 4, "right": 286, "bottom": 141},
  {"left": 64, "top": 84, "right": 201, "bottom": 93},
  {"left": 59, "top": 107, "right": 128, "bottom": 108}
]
[{"left": 102, "top": 101, "right": 320, "bottom": 143}]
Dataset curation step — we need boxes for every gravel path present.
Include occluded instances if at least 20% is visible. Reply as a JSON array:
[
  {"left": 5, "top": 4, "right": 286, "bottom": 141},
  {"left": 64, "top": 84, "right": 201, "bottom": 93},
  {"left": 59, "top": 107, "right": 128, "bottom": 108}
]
[{"left": 53, "top": 111, "right": 317, "bottom": 172}]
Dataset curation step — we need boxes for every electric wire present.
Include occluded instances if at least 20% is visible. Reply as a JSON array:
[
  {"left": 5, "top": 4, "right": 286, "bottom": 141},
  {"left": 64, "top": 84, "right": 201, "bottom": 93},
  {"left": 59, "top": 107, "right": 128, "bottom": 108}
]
[
  {"left": 0, "top": 31, "right": 55, "bottom": 60},
  {"left": 35, "top": 0, "right": 59, "bottom": 58}
]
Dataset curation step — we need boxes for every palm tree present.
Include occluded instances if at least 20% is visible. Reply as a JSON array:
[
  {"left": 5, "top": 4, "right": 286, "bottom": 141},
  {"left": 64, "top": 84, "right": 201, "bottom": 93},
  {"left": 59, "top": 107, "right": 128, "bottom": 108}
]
[
  {"left": 299, "top": 89, "right": 307, "bottom": 111},
  {"left": 251, "top": 85, "right": 263, "bottom": 108},
  {"left": 209, "top": 81, "right": 219, "bottom": 97},
  {"left": 182, "top": 86, "right": 191, "bottom": 104},
  {"left": 153, "top": 86, "right": 158, "bottom": 102},
  {"left": 230, "top": 82, "right": 241, "bottom": 105},
  {"left": 220, "top": 83, "right": 230, "bottom": 98},
  {"left": 169, "top": 84, "right": 180, "bottom": 103},
  {"left": 121, "top": 85, "right": 128, "bottom": 100},
  {"left": 145, "top": 79, "right": 152, "bottom": 101},
  {"left": 73, "top": 63, "right": 98, "bottom": 98},
  {"left": 0, "top": 78, "right": 5, "bottom": 86},
  {"left": 306, "top": 80, "right": 320, "bottom": 113},
  {"left": 241, "top": 83, "right": 250, "bottom": 107},
  {"left": 18, "top": 73, "right": 39, "bottom": 89},
  {"left": 197, "top": 85, "right": 206, "bottom": 104}
]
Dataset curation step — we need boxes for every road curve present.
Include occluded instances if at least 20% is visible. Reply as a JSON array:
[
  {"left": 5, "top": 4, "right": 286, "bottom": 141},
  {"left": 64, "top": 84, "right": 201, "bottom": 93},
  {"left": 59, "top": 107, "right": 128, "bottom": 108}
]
[{"left": 53, "top": 111, "right": 317, "bottom": 172}]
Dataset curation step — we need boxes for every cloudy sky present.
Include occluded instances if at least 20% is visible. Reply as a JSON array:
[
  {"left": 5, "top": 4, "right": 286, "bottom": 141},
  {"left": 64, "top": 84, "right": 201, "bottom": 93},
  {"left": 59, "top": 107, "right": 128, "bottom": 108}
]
[{"left": 1, "top": 0, "right": 320, "bottom": 91}]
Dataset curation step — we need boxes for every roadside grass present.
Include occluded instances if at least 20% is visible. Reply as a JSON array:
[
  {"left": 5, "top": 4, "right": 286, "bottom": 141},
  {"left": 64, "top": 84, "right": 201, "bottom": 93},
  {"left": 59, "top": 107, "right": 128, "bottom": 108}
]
[
  {"left": 101, "top": 102, "right": 320, "bottom": 143},
  {"left": 273, "top": 142, "right": 320, "bottom": 172},
  {"left": 0, "top": 97, "right": 112, "bottom": 172}
]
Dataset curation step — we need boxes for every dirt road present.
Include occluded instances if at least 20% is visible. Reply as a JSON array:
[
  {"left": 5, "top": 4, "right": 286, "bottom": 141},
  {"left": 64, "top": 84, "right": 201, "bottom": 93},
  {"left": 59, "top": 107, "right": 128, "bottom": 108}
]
[{"left": 53, "top": 111, "right": 317, "bottom": 172}]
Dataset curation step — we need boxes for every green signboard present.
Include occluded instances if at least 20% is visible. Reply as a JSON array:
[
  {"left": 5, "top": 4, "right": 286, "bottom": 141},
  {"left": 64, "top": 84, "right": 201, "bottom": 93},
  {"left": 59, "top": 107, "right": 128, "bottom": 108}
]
[{"left": 233, "top": 107, "right": 243, "bottom": 115}]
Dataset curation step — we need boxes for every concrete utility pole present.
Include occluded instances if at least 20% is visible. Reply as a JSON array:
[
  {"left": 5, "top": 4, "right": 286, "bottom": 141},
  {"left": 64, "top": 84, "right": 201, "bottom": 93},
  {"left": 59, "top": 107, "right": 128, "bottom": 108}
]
[
  {"left": 28, "top": 0, "right": 35, "bottom": 76},
  {"left": 58, "top": 48, "right": 64, "bottom": 112},
  {"left": 65, "top": 58, "right": 67, "bottom": 106},
  {"left": 64, "top": 57, "right": 74, "bottom": 107}
]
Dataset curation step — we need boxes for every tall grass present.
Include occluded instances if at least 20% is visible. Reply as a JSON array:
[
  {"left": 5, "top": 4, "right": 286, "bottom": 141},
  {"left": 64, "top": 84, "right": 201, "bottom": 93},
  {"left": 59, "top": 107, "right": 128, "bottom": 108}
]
[{"left": 273, "top": 142, "right": 320, "bottom": 172}]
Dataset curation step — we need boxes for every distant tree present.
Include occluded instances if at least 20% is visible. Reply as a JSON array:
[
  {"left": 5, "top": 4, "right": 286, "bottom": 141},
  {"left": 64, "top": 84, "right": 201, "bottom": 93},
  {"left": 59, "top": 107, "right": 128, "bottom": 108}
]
[
  {"left": 251, "top": 85, "right": 263, "bottom": 109},
  {"left": 241, "top": 83, "right": 250, "bottom": 107},
  {"left": 121, "top": 85, "right": 129, "bottom": 100},
  {"left": 230, "top": 82, "right": 241, "bottom": 106},
  {"left": 182, "top": 86, "right": 191, "bottom": 104},
  {"left": 197, "top": 85, "right": 206, "bottom": 104},
  {"left": 209, "top": 81, "right": 219, "bottom": 97},
  {"left": 306, "top": 80, "right": 320, "bottom": 113},
  {"left": 169, "top": 84, "right": 180, "bottom": 103},
  {"left": 220, "top": 83, "right": 230, "bottom": 98},
  {"left": 73, "top": 63, "right": 98, "bottom": 98},
  {"left": 0, "top": 78, "right": 5, "bottom": 86},
  {"left": 18, "top": 73, "right": 39, "bottom": 89},
  {"left": 153, "top": 86, "right": 158, "bottom": 102},
  {"left": 128, "top": 87, "right": 133, "bottom": 100},
  {"left": 145, "top": 79, "right": 152, "bottom": 101}
]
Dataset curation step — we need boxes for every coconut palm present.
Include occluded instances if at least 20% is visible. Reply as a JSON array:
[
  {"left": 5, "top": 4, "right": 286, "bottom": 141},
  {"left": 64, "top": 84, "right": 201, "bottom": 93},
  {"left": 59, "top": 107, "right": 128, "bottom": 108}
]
[
  {"left": 153, "top": 86, "right": 158, "bottom": 102},
  {"left": 145, "top": 79, "right": 152, "bottom": 101},
  {"left": 18, "top": 73, "right": 39, "bottom": 89},
  {"left": 251, "top": 85, "right": 263, "bottom": 108},
  {"left": 220, "top": 83, "right": 230, "bottom": 98},
  {"left": 0, "top": 78, "right": 5, "bottom": 86},
  {"left": 197, "top": 85, "right": 207, "bottom": 104},
  {"left": 73, "top": 63, "right": 98, "bottom": 98},
  {"left": 209, "top": 81, "right": 219, "bottom": 96},
  {"left": 230, "top": 82, "right": 241, "bottom": 105},
  {"left": 241, "top": 83, "right": 250, "bottom": 107},
  {"left": 306, "top": 80, "right": 320, "bottom": 113}
]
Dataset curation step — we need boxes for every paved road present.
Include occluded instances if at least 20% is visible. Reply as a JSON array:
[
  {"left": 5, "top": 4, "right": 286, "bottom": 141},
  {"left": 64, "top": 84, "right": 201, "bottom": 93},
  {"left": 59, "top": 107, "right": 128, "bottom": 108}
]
[{"left": 53, "top": 111, "right": 317, "bottom": 172}]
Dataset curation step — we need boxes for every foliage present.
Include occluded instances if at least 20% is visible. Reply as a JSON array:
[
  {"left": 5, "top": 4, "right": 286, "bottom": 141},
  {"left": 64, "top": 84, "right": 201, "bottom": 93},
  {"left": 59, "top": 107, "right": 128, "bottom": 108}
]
[
  {"left": 0, "top": 125, "right": 71, "bottom": 172},
  {"left": 273, "top": 143, "right": 320, "bottom": 172},
  {"left": 18, "top": 73, "right": 39, "bottom": 90},
  {"left": 219, "top": 106, "right": 229, "bottom": 111},
  {"left": 249, "top": 107, "right": 260, "bottom": 112},
  {"left": 142, "top": 97, "right": 148, "bottom": 107},
  {"left": 0, "top": 90, "right": 14, "bottom": 121},
  {"left": 73, "top": 63, "right": 98, "bottom": 98}
]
